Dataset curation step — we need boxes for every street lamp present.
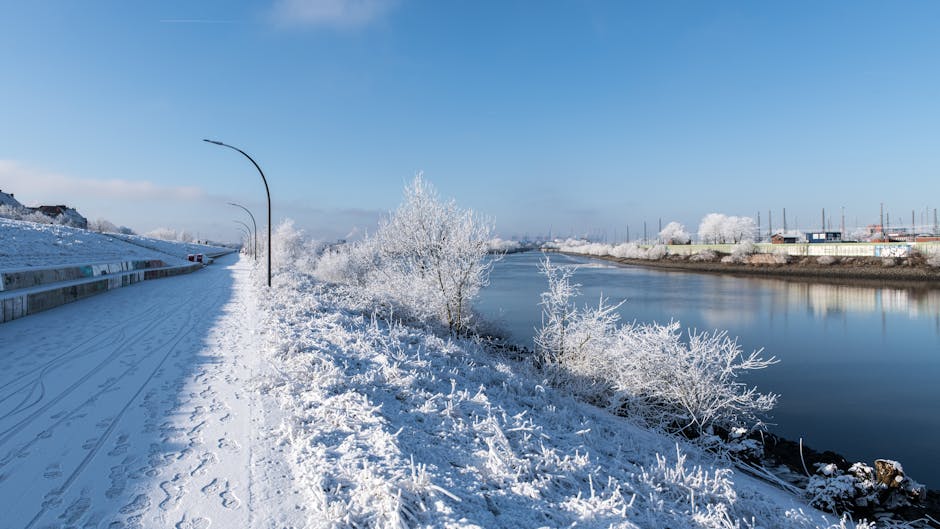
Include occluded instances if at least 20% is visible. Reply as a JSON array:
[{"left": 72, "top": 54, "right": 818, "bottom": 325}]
[
  {"left": 234, "top": 224, "right": 252, "bottom": 253},
  {"left": 233, "top": 220, "right": 254, "bottom": 257},
  {"left": 204, "top": 139, "right": 272, "bottom": 287},
  {"left": 228, "top": 202, "right": 257, "bottom": 259}
]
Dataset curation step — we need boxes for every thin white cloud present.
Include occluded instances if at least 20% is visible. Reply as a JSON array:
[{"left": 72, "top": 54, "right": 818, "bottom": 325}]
[
  {"left": 270, "top": 0, "right": 398, "bottom": 29},
  {"left": 0, "top": 160, "right": 207, "bottom": 204}
]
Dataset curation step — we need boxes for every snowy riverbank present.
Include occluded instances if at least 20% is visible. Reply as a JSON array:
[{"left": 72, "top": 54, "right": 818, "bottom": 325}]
[{"left": 251, "top": 261, "right": 877, "bottom": 528}]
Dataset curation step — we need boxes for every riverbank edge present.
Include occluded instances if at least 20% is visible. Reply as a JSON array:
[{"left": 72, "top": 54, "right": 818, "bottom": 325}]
[
  {"left": 557, "top": 251, "right": 940, "bottom": 286},
  {"left": 532, "top": 251, "right": 940, "bottom": 518}
]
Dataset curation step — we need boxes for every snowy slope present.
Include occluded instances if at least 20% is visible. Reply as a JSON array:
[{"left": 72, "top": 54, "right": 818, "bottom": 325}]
[
  {"left": 257, "top": 267, "right": 857, "bottom": 528},
  {"left": 0, "top": 218, "right": 231, "bottom": 269}
]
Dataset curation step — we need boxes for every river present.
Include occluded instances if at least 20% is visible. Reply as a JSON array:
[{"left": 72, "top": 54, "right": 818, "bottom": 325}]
[{"left": 475, "top": 251, "right": 940, "bottom": 488}]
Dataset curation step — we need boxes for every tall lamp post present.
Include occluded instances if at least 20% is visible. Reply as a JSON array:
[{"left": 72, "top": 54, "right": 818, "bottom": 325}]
[
  {"left": 233, "top": 220, "right": 254, "bottom": 257},
  {"left": 204, "top": 139, "right": 272, "bottom": 287},
  {"left": 228, "top": 202, "right": 257, "bottom": 259}
]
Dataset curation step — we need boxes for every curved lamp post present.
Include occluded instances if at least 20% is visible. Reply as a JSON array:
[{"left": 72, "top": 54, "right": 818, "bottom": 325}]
[
  {"left": 234, "top": 224, "right": 252, "bottom": 253},
  {"left": 228, "top": 202, "right": 257, "bottom": 259},
  {"left": 233, "top": 220, "right": 254, "bottom": 257},
  {"left": 204, "top": 139, "right": 272, "bottom": 287}
]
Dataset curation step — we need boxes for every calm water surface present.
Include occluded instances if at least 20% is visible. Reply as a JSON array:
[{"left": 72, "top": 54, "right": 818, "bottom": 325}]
[{"left": 475, "top": 251, "right": 940, "bottom": 487}]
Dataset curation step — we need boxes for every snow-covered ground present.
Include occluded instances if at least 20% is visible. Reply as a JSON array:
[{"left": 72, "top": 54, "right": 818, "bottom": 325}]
[
  {"left": 0, "top": 253, "right": 266, "bottom": 528},
  {"left": 0, "top": 218, "right": 877, "bottom": 528},
  {"left": 256, "top": 267, "right": 862, "bottom": 528},
  {"left": 0, "top": 217, "right": 231, "bottom": 269}
]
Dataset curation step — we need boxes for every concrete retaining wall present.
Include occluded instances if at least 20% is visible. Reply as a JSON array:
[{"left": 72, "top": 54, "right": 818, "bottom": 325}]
[{"left": 0, "top": 260, "right": 202, "bottom": 323}]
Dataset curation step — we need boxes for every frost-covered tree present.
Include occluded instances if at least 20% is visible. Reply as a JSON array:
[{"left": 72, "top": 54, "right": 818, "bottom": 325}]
[
  {"left": 372, "top": 175, "right": 494, "bottom": 334},
  {"left": 698, "top": 214, "right": 758, "bottom": 244},
  {"left": 658, "top": 221, "right": 691, "bottom": 245},
  {"left": 315, "top": 175, "right": 494, "bottom": 334}
]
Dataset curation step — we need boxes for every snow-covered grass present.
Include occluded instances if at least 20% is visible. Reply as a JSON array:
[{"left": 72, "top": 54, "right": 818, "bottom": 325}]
[
  {"left": 253, "top": 260, "right": 869, "bottom": 528},
  {"left": 0, "top": 217, "right": 232, "bottom": 269}
]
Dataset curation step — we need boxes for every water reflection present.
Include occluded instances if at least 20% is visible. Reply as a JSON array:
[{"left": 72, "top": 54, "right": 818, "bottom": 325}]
[{"left": 753, "top": 278, "right": 940, "bottom": 329}]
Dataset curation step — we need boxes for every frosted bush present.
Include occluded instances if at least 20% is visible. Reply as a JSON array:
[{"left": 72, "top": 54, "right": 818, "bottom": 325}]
[
  {"left": 610, "top": 242, "right": 645, "bottom": 259},
  {"left": 271, "top": 219, "right": 321, "bottom": 274},
  {"left": 690, "top": 250, "right": 718, "bottom": 262},
  {"left": 816, "top": 255, "right": 838, "bottom": 266},
  {"left": 645, "top": 244, "right": 668, "bottom": 260},
  {"left": 729, "top": 242, "right": 757, "bottom": 263},
  {"left": 536, "top": 258, "right": 777, "bottom": 437},
  {"left": 487, "top": 237, "right": 522, "bottom": 253}
]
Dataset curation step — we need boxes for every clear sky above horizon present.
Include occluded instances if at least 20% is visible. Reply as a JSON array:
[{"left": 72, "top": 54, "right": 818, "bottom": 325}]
[{"left": 2, "top": 1, "right": 939, "bottom": 243}]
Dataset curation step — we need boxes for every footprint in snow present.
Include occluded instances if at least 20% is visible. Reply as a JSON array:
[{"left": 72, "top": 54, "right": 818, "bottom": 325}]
[
  {"left": 201, "top": 478, "right": 222, "bottom": 495},
  {"left": 119, "top": 494, "right": 151, "bottom": 515},
  {"left": 176, "top": 514, "right": 211, "bottom": 529},
  {"left": 220, "top": 481, "right": 240, "bottom": 509},
  {"left": 190, "top": 452, "right": 218, "bottom": 477},
  {"left": 159, "top": 473, "right": 188, "bottom": 511},
  {"left": 217, "top": 438, "right": 240, "bottom": 451}
]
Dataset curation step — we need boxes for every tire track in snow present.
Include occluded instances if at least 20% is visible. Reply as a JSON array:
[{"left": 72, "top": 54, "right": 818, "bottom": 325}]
[
  {"left": 0, "top": 303, "right": 162, "bottom": 397},
  {"left": 0, "top": 310, "right": 172, "bottom": 447}
]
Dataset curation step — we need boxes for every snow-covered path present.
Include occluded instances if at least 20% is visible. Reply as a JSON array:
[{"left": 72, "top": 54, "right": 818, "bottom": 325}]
[{"left": 0, "top": 253, "right": 259, "bottom": 529}]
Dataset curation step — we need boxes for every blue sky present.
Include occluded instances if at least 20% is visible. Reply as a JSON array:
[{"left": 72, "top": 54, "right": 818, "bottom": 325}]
[{"left": 2, "top": 1, "right": 939, "bottom": 242}]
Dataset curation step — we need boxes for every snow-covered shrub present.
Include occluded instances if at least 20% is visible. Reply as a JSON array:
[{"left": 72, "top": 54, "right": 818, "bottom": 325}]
[
  {"left": 928, "top": 255, "right": 940, "bottom": 268},
  {"left": 816, "top": 255, "right": 838, "bottom": 266},
  {"left": 487, "top": 237, "right": 522, "bottom": 253},
  {"left": 730, "top": 242, "right": 757, "bottom": 261},
  {"left": 88, "top": 218, "right": 135, "bottom": 234},
  {"left": 146, "top": 227, "right": 196, "bottom": 242},
  {"left": 659, "top": 221, "right": 692, "bottom": 245},
  {"left": 271, "top": 219, "right": 322, "bottom": 274},
  {"left": 609, "top": 242, "right": 645, "bottom": 259},
  {"left": 314, "top": 242, "right": 378, "bottom": 286},
  {"left": 690, "top": 249, "right": 718, "bottom": 262},
  {"left": 645, "top": 244, "right": 668, "bottom": 260},
  {"left": 535, "top": 258, "right": 778, "bottom": 438}
]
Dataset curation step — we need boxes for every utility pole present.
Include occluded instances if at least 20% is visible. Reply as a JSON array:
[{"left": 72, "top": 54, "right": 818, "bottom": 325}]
[
  {"left": 821, "top": 208, "right": 825, "bottom": 231},
  {"left": 643, "top": 221, "right": 647, "bottom": 245},
  {"left": 841, "top": 206, "right": 845, "bottom": 237},
  {"left": 768, "top": 210, "right": 773, "bottom": 239},
  {"left": 757, "top": 211, "right": 761, "bottom": 242},
  {"left": 783, "top": 208, "right": 788, "bottom": 233},
  {"left": 626, "top": 224, "right": 630, "bottom": 243},
  {"left": 879, "top": 203, "right": 884, "bottom": 238}
]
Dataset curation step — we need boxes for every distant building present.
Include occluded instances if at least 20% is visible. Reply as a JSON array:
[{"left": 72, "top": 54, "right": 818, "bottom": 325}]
[
  {"left": 32, "top": 205, "right": 88, "bottom": 229},
  {"left": 0, "top": 189, "right": 24, "bottom": 209},
  {"left": 805, "top": 231, "right": 843, "bottom": 243},
  {"left": 771, "top": 233, "right": 799, "bottom": 244}
]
